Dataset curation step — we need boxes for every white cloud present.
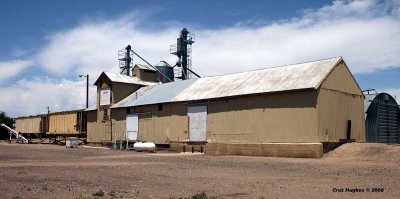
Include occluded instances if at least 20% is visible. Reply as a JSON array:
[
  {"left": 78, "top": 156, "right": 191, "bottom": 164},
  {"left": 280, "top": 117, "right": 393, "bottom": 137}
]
[
  {"left": 2, "top": 0, "right": 400, "bottom": 117},
  {"left": 0, "top": 60, "right": 33, "bottom": 82},
  {"left": 193, "top": 0, "right": 400, "bottom": 75},
  {"left": 380, "top": 88, "right": 400, "bottom": 104},
  {"left": 36, "top": 15, "right": 180, "bottom": 79},
  {"left": 35, "top": 0, "right": 400, "bottom": 77},
  {"left": 0, "top": 77, "right": 97, "bottom": 117}
]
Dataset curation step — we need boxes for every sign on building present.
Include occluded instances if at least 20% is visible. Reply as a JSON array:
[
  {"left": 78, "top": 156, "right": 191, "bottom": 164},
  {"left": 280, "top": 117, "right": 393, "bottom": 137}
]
[{"left": 100, "top": 88, "right": 111, "bottom": 106}]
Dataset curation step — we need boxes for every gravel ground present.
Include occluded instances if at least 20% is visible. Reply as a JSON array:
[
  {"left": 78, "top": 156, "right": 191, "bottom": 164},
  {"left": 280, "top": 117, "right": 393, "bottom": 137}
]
[{"left": 0, "top": 142, "right": 399, "bottom": 199}]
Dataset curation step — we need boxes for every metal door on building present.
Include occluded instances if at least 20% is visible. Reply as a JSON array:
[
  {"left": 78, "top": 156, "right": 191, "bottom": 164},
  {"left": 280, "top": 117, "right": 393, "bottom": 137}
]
[
  {"left": 376, "top": 104, "right": 399, "bottom": 143},
  {"left": 188, "top": 106, "right": 207, "bottom": 142},
  {"left": 126, "top": 114, "right": 138, "bottom": 141}
]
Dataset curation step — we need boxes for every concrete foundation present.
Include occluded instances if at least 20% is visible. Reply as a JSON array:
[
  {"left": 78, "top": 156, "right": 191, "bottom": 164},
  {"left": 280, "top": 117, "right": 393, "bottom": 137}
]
[
  {"left": 170, "top": 142, "right": 206, "bottom": 153},
  {"left": 206, "top": 143, "right": 323, "bottom": 158},
  {"left": 86, "top": 142, "right": 113, "bottom": 148}
]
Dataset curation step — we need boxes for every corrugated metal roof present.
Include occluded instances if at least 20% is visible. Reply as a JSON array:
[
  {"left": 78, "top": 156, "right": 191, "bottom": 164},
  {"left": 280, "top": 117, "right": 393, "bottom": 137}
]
[
  {"left": 15, "top": 114, "right": 47, "bottom": 119},
  {"left": 134, "top": 61, "right": 171, "bottom": 71},
  {"left": 85, "top": 105, "right": 97, "bottom": 112},
  {"left": 134, "top": 64, "right": 156, "bottom": 71},
  {"left": 16, "top": 108, "right": 85, "bottom": 118},
  {"left": 113, "top": 79, "right": 198, "bottom": 108},
  {"left": 48, "top": 109, "right": 85, "bottom": 115},
  {"left": 112, "top": 57, "right": 342, "bottom": 109},
  {"left": 155, "top": 61, "right": 171, "bottom": 67},
  {"left": 94, "top": 72, "right": 158, "bottom": 86}
]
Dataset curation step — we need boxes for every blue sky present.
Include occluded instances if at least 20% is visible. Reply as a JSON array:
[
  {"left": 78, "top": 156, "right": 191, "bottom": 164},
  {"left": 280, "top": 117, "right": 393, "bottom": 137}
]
[
  {"left": 0, "top": 0, "right": 399, "bottom": 117},
  {"left": 0, "top": 0, "right": 332, "bottom": 60}
]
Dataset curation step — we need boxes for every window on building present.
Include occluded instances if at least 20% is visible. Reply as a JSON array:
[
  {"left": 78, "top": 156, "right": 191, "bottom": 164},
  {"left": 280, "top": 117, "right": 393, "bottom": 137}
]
[
  {"left": 103, "top": 108, "right": 109, "bottom": 121},
  {"left": 158, "top": 104, "right": 163, "bottom": 111},
  {"left": 127, "top": 107, "right": 131, "bottom": 114}
]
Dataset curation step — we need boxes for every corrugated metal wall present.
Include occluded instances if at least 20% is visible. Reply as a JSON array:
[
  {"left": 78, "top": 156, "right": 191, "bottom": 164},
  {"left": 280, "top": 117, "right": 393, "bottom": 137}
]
[
  {"left": 111, "top": 107, "right": 127, "bottom": 141},
  {"left": 112, "top": 83, "right": 142, "bottom": 105},
  {"left": 317, "top": 89, "right": 365, "bottom": 142},
  {"left": 86, "top": 109, "right": 112, "bottom": 143},
  {"left": 132, "top": 67, "right": 157, "bottom": 82},
  {"left": 86, "top": 75, "right": 145, "bottom": 143},
  {"left": 365, "top": 93, "right": 400, "bottom": 143},
  {"left": 15, "top": 116, "right": 45, "bottom": 134},
  {"left": 86, "top": 110, "right": 98, "bottom": 142},
  {"left": 110, "top": 102, "right": 188, "bottom": 144},
  {"left": 111, "top": 90, "right": 319, "bottom": 144},
  {"left": 317, "top": 62, "right": 365, "bottom": 142},
  {"left": 107, "top": 62, "right": 365, "bottom": 145},
  {"left": 207, "top": 91, "right": 319, "bottom": 143},
  {"left": 135, "top": 103, "right": 187, "bottom": 143},
  {"left": 47, "top": 111, "right": 80, "bottom": 135},
  {"left": 91, "top": 60, "right": 366, "bottom": 146}
]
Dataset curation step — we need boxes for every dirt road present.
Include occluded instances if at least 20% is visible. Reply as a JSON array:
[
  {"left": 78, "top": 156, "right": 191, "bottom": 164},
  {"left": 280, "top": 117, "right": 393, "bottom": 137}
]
[{"left": 0, "top": 142, "right": 399, "bottom": 198}]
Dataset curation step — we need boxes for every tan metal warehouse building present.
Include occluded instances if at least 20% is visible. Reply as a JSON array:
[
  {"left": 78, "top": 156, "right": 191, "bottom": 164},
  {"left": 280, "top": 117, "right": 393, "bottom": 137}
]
[{"left": 89, "top": 57, "right": 365, "bottom": 158}]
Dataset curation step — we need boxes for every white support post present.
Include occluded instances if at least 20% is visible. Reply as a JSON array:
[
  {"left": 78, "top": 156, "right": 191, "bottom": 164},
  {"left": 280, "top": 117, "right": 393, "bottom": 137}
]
[
  {"left": 126, "top": 132, "right": 128, "bottom": 151},
  {"left": 113, "top": 133, "right": 116, "bottom": 150},
  {"left": 1, "top": 124, "right": 29, "bottom": 143}
]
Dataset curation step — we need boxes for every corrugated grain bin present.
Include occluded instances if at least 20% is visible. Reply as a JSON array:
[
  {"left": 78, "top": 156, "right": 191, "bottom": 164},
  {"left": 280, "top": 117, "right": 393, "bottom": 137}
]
[
  {"left": 365, "top": 93, "right": 400, "bottom": 143},
  {"left": 47, "top": 110, "right": 86, "bottom": 135},
  {"left": 15, "top": 115, "right": 46, "bottom": 134}
]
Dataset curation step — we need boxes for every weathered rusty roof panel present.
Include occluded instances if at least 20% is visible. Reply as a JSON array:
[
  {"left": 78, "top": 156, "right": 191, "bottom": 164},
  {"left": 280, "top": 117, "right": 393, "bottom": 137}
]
[
  {"left": 113, "top": 79, "right": 197, "bottom": 108},
  {"left": 112, "top": 57, "right": 342, "bottom": 108}
]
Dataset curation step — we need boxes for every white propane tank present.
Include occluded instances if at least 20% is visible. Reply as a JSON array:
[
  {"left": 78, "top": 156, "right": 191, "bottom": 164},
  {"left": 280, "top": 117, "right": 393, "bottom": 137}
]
[{"left": 133, "top": 142, "right": 156, "bottom": 152}]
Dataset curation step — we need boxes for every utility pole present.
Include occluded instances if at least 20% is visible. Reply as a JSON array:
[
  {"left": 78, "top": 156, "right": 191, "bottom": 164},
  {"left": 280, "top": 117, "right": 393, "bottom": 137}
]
[
  {"left": 125, "top": 45, "right": 132, "bottom": 76},
  {"left": 86, "top": 74, "right": 89, "bottom": 109},
  {"left": 362, "top": 89, "right": 376, "bottom": 94},
  {"left": 79, "top": 74, "right": 89, "bottom": 109}
]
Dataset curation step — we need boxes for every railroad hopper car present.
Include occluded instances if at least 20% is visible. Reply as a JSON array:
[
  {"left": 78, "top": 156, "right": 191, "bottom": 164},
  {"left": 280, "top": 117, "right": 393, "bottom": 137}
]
[
  {"left": 14, "top": 110, "right": 87, "bottom": 141},
  {"left": 14, "top": 115, "right": 47, "bottom": 139},
  {"left": 47, "top": 110, "right": 87, "bottom": 137}
]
